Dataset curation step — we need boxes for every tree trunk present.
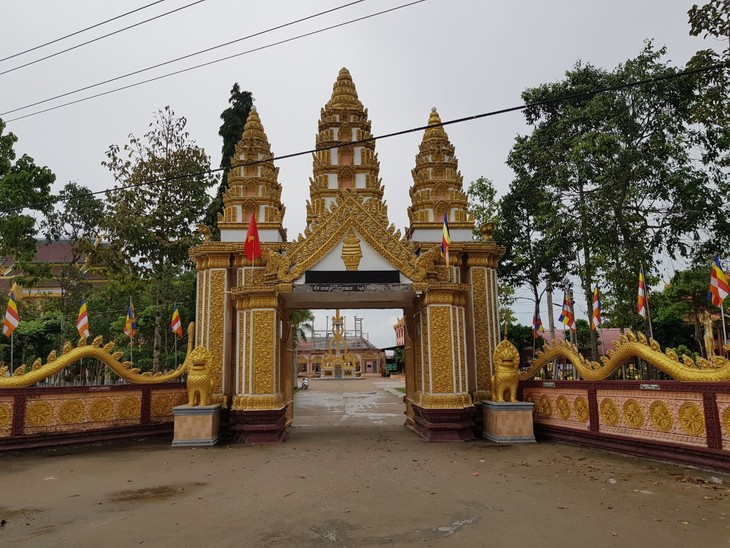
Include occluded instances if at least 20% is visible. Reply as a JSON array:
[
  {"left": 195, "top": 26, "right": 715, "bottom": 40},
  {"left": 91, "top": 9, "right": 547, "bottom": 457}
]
[{"left": 153, "top": 271, "right": 164, "bottom": 372}]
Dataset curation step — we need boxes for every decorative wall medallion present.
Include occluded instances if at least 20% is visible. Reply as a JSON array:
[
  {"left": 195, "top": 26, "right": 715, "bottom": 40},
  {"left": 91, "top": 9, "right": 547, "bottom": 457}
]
[
  {"left": 574, "top": 396, "right": 589, "bottom": 422},
  {"left": 26, "top": 401, "right": 54, "bottom": 427},
  {"left": 341, "top": 231, "right": 363, "bottom": 271},
  {"left": 118, "top": 397, "right": 140, "bottom": 420},
  {"left": 0, "top": 404, "right": 11, "bottom": 429},
  {"left": 59, "top": 401, "right": 85, "bottom": 425},
  {"left": 599, "top": 398, "right": 619, "bottom": 426},
  {"left": 89, "top": 399, "right": 113, "bottom": 422},
  {"left": 151, "top": 394, "right": 173, "bottom": 417},
  {"left": 623, "top": 399, "right": 644, "bottom": 429},
  {"left": 556, "top": 395, "right": 571, "bottom": 420},
  {"left": 678, "top": 402, "right": 705, "bottom": 436},
  {"left": 649, "top": 400, "right": 673, "bottom": 433},
  {"left": 538, "top": 394, "right": 552, "bottom": 418}
]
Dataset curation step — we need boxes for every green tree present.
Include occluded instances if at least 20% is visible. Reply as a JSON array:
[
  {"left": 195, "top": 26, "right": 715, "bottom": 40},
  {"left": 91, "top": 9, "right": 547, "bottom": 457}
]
[
  {"left": 102, "top": 107, "right": 216, "bottom": 371},
  {"left": 203, "top": 84, "right": 254, "bottom": 239},
  {"left": 0, "top": 118, "right": 55, "bottom": 277},
  {"left": 289, "top": 309, "right": 314, "bottom": 343},
  {"left": 466, "top": 176, "right": 499, "bottom": 236},
  {"left": 41, "top": 182, "right": 106, "bottom": 343},
  {"left": 509, "top": 43, "right": 707, "bottom": 353}
]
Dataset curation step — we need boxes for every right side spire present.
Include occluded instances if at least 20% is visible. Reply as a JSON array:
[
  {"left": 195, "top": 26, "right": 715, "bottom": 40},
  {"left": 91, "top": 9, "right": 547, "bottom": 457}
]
[{"left": 407, "top": 108, "right": 473, "bottom": 240}]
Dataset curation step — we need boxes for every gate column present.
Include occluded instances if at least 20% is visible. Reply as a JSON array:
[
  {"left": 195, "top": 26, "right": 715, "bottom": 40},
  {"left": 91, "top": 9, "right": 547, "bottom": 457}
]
[
  {"left": 410, "top": 285, "right": 475, "bottom": 441},
  {"left": 229, "top": 289, "right": 288, "bottom": 443}
]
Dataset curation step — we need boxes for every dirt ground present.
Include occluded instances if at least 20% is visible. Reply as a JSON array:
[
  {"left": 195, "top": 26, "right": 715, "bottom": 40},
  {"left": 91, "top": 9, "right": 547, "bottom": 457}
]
[{"left": 1, "top": 378, "right": 728, "bottom": 547}]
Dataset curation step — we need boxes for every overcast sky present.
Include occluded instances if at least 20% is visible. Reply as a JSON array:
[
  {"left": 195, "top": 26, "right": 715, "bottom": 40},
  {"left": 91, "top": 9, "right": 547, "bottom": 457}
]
[{"left": 0, "top": 1, "right": 719, "bottom": 347}]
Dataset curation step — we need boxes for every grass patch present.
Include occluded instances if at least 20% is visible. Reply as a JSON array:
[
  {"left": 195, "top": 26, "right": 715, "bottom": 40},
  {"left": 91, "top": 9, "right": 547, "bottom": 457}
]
[{"left": 394, "top": 387, "right": 406, "bottom": 394}]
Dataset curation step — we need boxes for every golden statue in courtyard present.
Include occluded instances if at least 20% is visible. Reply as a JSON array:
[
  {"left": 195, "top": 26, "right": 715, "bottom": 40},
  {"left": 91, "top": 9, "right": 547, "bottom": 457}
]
[{"left": 491, "top": 339, "right": 521, "bottom": 403}]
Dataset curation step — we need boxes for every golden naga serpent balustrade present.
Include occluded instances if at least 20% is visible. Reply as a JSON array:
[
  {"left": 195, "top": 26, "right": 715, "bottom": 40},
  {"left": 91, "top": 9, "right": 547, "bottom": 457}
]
[
  {"left": 520, "top": 330, "right": 730, "bottom": 382},
  {"left": 0, "top": 323, "right": 196, "bottom": 388}
]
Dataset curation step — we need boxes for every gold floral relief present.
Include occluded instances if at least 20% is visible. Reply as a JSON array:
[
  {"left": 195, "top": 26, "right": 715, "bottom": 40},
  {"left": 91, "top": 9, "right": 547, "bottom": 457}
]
[
  {"left": 26, "top": 401, "right": 54, "bottom": 428},
  {"left": 117, "top": 396, "right": 141, "bottom": 420},
  {"left": 428, "top": 305, "right": 454, "bottom": 393},
  {"left": 556, "top": 395, "right": 571, "bottom": 420},
  {"left": 0, "top": 403, "right": 12, "bottom": 429},
  {"left": 413, "top": 392, "right": 473, "bottom": 409},
  {"left": 538, "top": 394, "right": 553, "bottom": 417},
  {"left": 574, "top": 396, "right": 589, "bottom": 422},
  {"left": 599, "top": 398, "right": 619, "bottom": 426},
  {"left": 649, "top": 400, "right": 673, "bottom": 433},
  {"left": 471, "top": 268, "right": 489, "bottom": 391},
  {"left": 252, "top": 309, "right": 276, "bottom": 394},
  {"left": 59, "top": 400, "right": 85, "bottom": 425},
  {"left": 722, "top": 406, "right": 730, "bottom": 437},
  {"left": 89, "top": 398, "right": 113, "bottom": 422},
  {"left": 209, "top": 269, "right": 227, "bottom": 394},
  {"left": 623, "top": 399, "right": 644, "bottom": 429},
  {"left": 231, "top": 394, "right": 284, "bottom": 411},
  {"left": 678, "top": 402, "right": 705, "bottom": 436},
  {"left": 151, "top": 394, "right": 173, "bottom": 417}
]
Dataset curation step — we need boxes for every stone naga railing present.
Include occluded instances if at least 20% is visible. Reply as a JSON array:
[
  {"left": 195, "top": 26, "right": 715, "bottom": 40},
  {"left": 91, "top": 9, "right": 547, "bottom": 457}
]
[
  {"left": 520, "top": 330, "right": 730, "bottom": 382},
  {"left": 0, "top": 323, "right": 195, "bottom": 388}
]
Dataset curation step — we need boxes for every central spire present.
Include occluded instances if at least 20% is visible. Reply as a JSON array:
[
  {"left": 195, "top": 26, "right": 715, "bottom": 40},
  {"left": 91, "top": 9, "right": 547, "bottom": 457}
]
[{"left": 305, "top": 68, "right": 384, "bottom": 226}]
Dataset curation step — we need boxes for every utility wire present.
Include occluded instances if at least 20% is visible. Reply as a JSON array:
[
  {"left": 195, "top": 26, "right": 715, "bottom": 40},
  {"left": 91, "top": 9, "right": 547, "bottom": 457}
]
[
  {"left": 0, "top": 0, "right": 169, "bottom": 64},
  {"left": 0, "top": 59, "right": 727, "bottom": 215},
  {"left": 0, "top": 0, "right": 208, "bottom": 77},
  {"left": 1, "top": 0, "right": 371, "bottom": 117}
]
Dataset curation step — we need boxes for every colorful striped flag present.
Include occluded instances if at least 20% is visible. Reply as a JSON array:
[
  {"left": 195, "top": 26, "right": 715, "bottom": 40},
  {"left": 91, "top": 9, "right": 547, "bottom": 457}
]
[
  {"left": 532, "top": 303, "right": 545, "bottom": 339},
  {"left": 708, "top": 256, "right": 730, "bottom": 307},
  {"left": 3, "top": 291, "right": 20, "bottom": 337},
  {"left": 637, "top": 267, "right": 648, "bottom": 319},
  {"left": 557, "top": 292, "right": 575, "bottom": 331},
  {"left": 441, "top": 213, "right": 451, "bottom": 266},
  {"left": 591, "top": 286, "right": 602, "bottom": 331},
  {"left": 124, "top": 300, "right": 136, "bottom": 338},
  {"left": 76, "top": 298, "right": 90, "bottom": 338},
  {"left": 170, "top": 304, "right": 183, "bottom": 339}
]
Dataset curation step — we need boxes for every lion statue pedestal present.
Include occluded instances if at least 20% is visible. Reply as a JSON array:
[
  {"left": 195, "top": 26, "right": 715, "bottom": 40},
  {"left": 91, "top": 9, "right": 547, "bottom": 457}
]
[
  {"left": 482, "top": 340, "right": 535, "bottom": 444},
  {"left": 172, "top": 346, "right": 221, "bottom": 447}
]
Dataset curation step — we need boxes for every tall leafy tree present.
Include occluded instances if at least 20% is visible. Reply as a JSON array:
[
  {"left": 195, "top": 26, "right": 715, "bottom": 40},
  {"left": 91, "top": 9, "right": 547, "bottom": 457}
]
[
  {"left": 0, "top": 118, "right": 55, "bottom": 276},
  {"left": 687, "top": 1, "right": 730, "bottom": 257},
  {"left": 203, "top": 84, "right": 254, "bottom": 238},
  {"left": 102, "top": 106, "right": 216, "bottom": 371},
  {"left": 508, "top": 43, "right": 707, "bottom": 352}
]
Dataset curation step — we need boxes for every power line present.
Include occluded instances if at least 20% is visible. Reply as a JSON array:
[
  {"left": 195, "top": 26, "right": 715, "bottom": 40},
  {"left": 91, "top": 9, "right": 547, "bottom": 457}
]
[
  {"left": 0, "top": 0, "right": 208, "bottom": 77},
  {"left": 0, "top": 0, "right": 169, "bottom": 64},
  {"left": 0, "top": 59, "right": 727, "bottom": 215},
  {"left": 2, "top": 0, "right": 417, "bottom": 121}
]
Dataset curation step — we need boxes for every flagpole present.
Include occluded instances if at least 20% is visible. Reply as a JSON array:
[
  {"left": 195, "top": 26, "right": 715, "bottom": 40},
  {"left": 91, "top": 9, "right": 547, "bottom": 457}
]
[
  {"left": 10, "top": 331, "right": 13, "bottom": 376},
  {"left": 129, "top": 296, "right": 133, "bottom": 363},
  {"left": 641, "top": 264, "right": 655, "bottom": 341},
  {"left": 720, "top": 305, "right": 728, "bottom": 348}
]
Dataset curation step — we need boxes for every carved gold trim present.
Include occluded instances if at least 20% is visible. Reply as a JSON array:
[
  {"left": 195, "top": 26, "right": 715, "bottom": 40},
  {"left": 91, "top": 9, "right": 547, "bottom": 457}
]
[
  {"left": 623, "top": 399, "right": 644, "bottom": 429},
  {"left": 411, "top": 391, "right": 473, "bottom": 409},
  {"left": 678, "top": 402, "right": 705, "bottom": 436},
  {"left": 599, "top": 398, "right": 619, "bottom": 426},
  {"left": 231, "top": 394, "right": 285, "bottom": 411},
  {"left": 574, "top": 396, "right": 589, "bottom": 422},
  {"left": 649, "top": 400, "right": 673, "bottom": 432},
  {"left": 522, "top": 331, "right": 730, "bottom": 382},
  {"left": 556, "top": 395, "right": 571, "bottom": 420}
]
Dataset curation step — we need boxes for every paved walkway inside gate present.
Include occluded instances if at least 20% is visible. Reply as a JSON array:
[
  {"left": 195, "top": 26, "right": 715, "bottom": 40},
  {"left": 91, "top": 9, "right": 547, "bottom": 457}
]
[{"left": 1, "top": 378, "right": 728, "bottom": 547}]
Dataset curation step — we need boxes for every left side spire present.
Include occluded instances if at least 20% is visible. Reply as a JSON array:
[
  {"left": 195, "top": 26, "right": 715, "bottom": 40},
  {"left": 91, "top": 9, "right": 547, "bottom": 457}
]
[{"left": 219, "top": 106, "right": 286, "bottom": 243}]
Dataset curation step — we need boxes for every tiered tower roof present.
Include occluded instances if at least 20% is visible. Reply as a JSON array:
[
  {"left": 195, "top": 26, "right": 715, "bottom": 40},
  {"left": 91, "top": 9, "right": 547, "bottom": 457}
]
[
  {"left": 407, "top": 108, "right": 473, "bottom": 239},
  {"left": 306, "top": 68, "right": 385, "bottom": 226},
  {"left": 219, "top": 106, "right": 286, "bottom": 242}
]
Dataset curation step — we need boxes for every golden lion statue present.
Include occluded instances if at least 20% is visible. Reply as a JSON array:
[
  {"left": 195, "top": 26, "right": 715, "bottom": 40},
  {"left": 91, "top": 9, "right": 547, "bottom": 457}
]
[
  {"left": 491, "top": 339, "right": 521, "bottom": 403},
  {"left": 186, "top": 346, "right": 214, "bottom": 406}
]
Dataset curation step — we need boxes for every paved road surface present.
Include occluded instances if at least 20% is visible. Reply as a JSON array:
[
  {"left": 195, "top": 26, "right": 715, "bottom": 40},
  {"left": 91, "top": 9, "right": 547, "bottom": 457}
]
[{"left": 1, "top": 378, "right": 728, "bottom": 547}]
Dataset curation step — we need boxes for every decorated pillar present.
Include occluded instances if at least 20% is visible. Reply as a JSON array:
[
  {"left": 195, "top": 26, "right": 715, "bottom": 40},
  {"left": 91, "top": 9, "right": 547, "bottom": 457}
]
[
  {"left": 229, "top": 289, "right": 288, "bottom": 443},
  {"left": 410, "top": 284, "right": 474, "bottom": 441},
  {"left": 465, "top": 246, "right": 502, "bottom": 403},
  {"left": 194, "top": 252, "right": 232, "bottom": 403}
]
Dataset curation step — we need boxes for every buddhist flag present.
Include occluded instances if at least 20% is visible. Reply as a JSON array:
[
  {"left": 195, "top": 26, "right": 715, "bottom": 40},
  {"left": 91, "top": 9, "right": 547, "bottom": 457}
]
[
  {"left": 591, "top": 286, "right": 602, "bottom": 330},
  {"left": 245, "top": 213, "right": 262, "bottom": 261},
  {"left": 532, "top": 303, "right": 545, "bottom": 339},
  {"left": 708, "top": 256, "right": 730, "bottom": 307},
  {"left": 170, "top": 304, "right": 183, "bottom": 339},
  {"left": 77, "top": 298, "right": 90, "bottom": 338},
  {"left": 441, "top": 213, "right": 451, "bottom": 266},
  {"left": 637, "top": 267, "right": 648, "bottom": 319},
  {"left": 3, "top": 291, "right": 19, "bottom": 337},
  {"left": 124, "top": 300, "right": 136, "bottom": 338},
  {"left": 558, "top": 292, "right": 575, "bottom": 331}
]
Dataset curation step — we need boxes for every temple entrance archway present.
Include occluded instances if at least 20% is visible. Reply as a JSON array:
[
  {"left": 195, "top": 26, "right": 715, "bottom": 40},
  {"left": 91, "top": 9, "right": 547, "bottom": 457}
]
[{"left": 190, "top": 67, "right": 504, "bottom": 443}]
